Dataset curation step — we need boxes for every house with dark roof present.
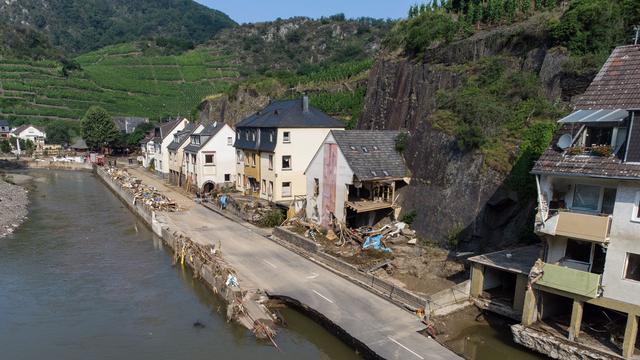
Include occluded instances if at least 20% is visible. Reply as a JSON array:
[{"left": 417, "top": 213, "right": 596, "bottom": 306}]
[
  {"left": 304, "top": 130, "right": 410, "bottom": 228},
  {"left": 167, "top": 123, "right": 201, "bottom": 187},
  {"left": 0, "top": 120, "right": 10, "bottom": 139},
  {"left": 468, "top": 45, "right": 640, "bottom": 360},
  {"left": 183, "top": 121, "right": 236, "bottom": 193},
  {"left": 234, "top": 96, "right": 345, "bottom": 203},
  {"left": 140, "top": 117, "right": 189, "bottom": 177}
]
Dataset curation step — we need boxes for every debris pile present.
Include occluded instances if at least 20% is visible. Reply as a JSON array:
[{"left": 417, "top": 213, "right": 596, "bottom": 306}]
[
  {"left": 0, "top": 178, "right": 28, "bottom": 238},
  {"left": 105, "top": 167, "right": 179, "bottom": 211}
]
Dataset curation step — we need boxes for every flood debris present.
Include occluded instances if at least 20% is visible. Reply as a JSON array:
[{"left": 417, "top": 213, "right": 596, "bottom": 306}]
[
  {"left": 105, "top": 167, "right": 179, "bottom": 211},
  {"left": 0, "top": 177, "right": 28, "bottom": 238}
]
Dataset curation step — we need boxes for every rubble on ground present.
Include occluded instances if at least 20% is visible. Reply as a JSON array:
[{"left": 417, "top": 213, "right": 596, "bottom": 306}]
[
  {"left": 105, "top": 167, "right": 179, "bottom": 212},
  {"left": 0, "top": 178, "right": 28, "bottom": 238}
]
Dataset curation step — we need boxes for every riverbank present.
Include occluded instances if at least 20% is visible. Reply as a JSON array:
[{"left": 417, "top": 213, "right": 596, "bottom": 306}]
[{"left": 0, "top": 177, "right": 28, "bottom": 238}]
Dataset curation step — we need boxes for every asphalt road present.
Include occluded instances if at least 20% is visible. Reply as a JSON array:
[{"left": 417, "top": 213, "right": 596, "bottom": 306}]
[{"left": 129, "top": 168, "right": 460, "bottom": 360}]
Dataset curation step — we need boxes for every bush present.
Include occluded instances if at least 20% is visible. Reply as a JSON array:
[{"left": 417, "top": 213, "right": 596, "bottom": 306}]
[
  {"left": 395, "top": 132, "right": 410, "bottom": 152},
  {"left": 401, "top": 210, "right": 417, "bottom": 225},
  {"left": 259, "top": 209, "right": 285, "bottom": 228}
]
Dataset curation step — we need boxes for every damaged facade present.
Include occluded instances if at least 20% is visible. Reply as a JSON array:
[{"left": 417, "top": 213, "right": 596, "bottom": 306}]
[
  {"left": 234, "top": 96, "right": 344, "bottom": 204},
  {"left": 469, "top": 45, "right": 640, "bottom": 359},
  {"left": 304, "top": 130, "right": 410, "bottom": 228}
]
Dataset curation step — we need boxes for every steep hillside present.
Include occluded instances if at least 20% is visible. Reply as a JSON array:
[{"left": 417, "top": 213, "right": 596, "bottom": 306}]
[
  {"left": 359, "top": 0, "right": 640, "bottom": 250},
  {"left": 0, "top": 0, "right": 236, "bottom": 54}
]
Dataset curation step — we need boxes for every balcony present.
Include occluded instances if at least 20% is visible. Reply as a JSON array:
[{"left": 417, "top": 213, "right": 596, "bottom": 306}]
[
  {"left": 536, "top": 211, "right": 612, "bottom": 243},
  {"left": 536, "top": 262, "right": 601, "bottom": 298}
]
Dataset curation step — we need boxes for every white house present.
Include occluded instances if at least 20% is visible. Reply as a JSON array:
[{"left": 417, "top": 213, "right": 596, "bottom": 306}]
[
  {"left": 11, "top": 125, "right": 46, "bottom": 147},
  {"left": 305, "top": 130, "right": 409, "bottom": 228},
  {"left": 140, "top": 118, "right": 188, "bottom": 177},
  {"left": 183, "top": 122, "right": 236, "bottom": 193},
  {"left": 234, "top": 96, "right": 345, "bottom": 204},
  {"left": 168, "top": 123, "right": 202, "bottom": 187}
]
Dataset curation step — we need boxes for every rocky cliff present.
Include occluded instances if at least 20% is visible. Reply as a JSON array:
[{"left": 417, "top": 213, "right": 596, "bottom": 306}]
[{"left": 358, "top": 16, "right": 591, "bottom": 251}]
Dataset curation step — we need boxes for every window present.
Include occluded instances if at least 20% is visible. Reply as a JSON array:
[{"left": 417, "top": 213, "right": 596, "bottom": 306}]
[
  {"left": 236, "top": 150, "right": 242, "bottom": 164},
  {"left": 227, "top": 137, "right": 233, "bottom": 145},
  {"left": 251, "top": 154, "right": 256, "bottom": 167},
  {"left": 362, "top": 146, "right": 368, "bottom": 153},
  {"left": 633, "top": 192, "right": 640, "bottom": 223},
  {"left": 585, "top": 126, "right": 613, "bottom": 147},
  {"left": 268, "top": 154, "right": 273, "bottom": 170},
  {"left": 245, "top": 131, "right": 249, "bottom": 140},
  {"left": 314, "top": 178, "right": 319, "bottom": 196},
  {"left": 573, "top": 184, "right": 601, "bottom": 212},
  {"left": 282, "top": 182, "right": 292, "bottom": 197},
  {"left": 192, "top": 136, "right": 200, "bottom": 145},
  {"left": 269, "top": 132, "right": 273, "bottom": 142},
  {"left": 269, "top": 181, "right": 274, "bottom": 196},
  {"left": 252, "top": 131, "right": 256, "bottom": 141},
  {"left": 282, "top": 155, "right": 291, "bottom": 170},
  {"left": 262, "top": 180, "right": 266, "bottom": 194},
  {"left": 601, "top": 188, "right": 617, "bottom": 215},
  {"left": 237, "top": 132, "right": 240, "bottom": 139},
  {"left": 625, "top": 253, "right": 640, "bottom": 281},
  {"left": 283, "top": 131, "right": 290, "bottom": 143},
  {"left": 224, "top": 174, "right": 230, "bottom": 182},
  {"left": 205, "top": 154, "right": 215, "bottom": 165},
  {"left": 565, "top": 239, "right": 592, "bottom": 264}
]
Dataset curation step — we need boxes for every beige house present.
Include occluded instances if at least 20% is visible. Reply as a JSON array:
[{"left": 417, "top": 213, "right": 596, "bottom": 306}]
[
  {"left": 234, "top": 97, "right": 344, "bottom": 204},
  {"left": 168, "top": 123, "right": 201, "bottom": 187}
]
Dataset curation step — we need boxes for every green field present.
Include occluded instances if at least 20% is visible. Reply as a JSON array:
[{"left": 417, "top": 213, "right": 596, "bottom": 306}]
[{"left": 0, "top": 44, "right": 238, "bottom": 125}]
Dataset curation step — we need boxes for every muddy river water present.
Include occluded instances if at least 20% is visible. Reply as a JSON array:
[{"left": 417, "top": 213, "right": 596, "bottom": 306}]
[{"left": 0, "top": 170, "right": 358, "bottom": 360}]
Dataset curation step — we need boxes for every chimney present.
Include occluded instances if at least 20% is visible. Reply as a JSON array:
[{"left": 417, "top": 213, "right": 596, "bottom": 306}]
[{"left": 302, "top": 95, "right": 309, "bottom": 113}]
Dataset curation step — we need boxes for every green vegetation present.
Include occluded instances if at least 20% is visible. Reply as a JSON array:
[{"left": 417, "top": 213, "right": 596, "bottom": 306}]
[
  {"left": 46, "top": 122, "right": 72, "bottom": 145},
  {"left": 401, "top": 210, "right": 417, "bottom": 225},
  {"left": 81, "top": 106, "right": 119, "bottom": 150},
  {"left": 259, "top": 209, "right": 286, "bottom": 228},
  {"left": 0, "top": 0, "right": 236, "bottom": 54}
]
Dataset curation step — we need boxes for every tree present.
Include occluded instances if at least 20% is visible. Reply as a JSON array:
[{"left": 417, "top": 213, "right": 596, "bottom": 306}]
[
  {"left": 81, "top": 106, "right": 119, "bottom": 150},
  {"left": 0, "top": 139, "right": 11, "bottom": 153},
  {"left": 46, "top": 122, "right": 71, "bottom": 145},
  {"left": 127, "top": 122, "right": 155, "bottom": 147}
]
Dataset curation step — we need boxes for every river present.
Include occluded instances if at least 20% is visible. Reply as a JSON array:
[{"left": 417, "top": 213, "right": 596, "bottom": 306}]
[{"left": 0, "top": 170, "right": 358, "bottom": 360}]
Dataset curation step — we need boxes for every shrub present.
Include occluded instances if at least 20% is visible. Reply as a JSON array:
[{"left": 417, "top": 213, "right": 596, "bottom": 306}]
[
  {"left": 259, "top": 209, "right": 285, "bottom": 228},
  {"left": 395, "top": 132, "right": 410, "bottom": 152},
  {"left": 401, "top": 210, "right": 417, "bottom": 225}
]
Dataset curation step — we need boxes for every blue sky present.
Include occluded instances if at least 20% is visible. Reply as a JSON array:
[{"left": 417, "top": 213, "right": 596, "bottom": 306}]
[{"left": 195, "top": 1, "right": 415, "bottom": 24}]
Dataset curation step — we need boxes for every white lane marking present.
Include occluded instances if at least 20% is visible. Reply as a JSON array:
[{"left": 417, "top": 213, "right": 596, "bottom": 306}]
[
  {"left": 306, "top": 273, "right": 319, "bottom": 279},
  {"left": 312, "top": 290, "right": 334, "bottom": 304},
  {"left": 387, "top": 337, "right": 424, "bottom": 360},
  {"left": 263, "top": 259, "right": 277, "bottom": 269}
]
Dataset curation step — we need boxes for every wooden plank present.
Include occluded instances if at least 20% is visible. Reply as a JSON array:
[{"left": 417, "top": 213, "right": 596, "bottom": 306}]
[{"left": 568, "top": 299, "right": 584, "bottom": 341}]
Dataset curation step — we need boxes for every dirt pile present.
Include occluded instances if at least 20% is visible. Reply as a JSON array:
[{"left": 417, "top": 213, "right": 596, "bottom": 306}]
[{"left": 0, "top": 178, "right": 28, "bottom": 238}]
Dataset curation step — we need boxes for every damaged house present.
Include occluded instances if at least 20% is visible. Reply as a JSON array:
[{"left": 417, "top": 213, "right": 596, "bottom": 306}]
[
  {"left": 304, "top": 130, "right": 410, "bottom": 228},
  {"left": 168, "top": 123, "right": 200, "bottom": 187},
  {"left": 141, "top": 117, "right": 188, "bottom": 177},
  {"left": 468, "top": 45, "right": 640, "bottom": 359}
]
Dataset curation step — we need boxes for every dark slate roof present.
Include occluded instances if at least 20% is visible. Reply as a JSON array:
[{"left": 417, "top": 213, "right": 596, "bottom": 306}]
[
  {"left": 158, "top": 118, "right": 183, "bottom": 140},
  {"left": 236, "top": 98, "right": 345, "bottom": 129},
  {"left": 167, "top": 123, "right": 197, "bottom": 151},
  {"left": 234, "top": 127, "right": 277, "bottom": 152},
  {"left": 0, "top": 119, "right": 9, "bottom": 127},
  {"left": 331, "top": 130, "right": 409, "bottom": 181},
  {"left": 531, "top": 125, "right": 640, "bottom": 180},
  {"left": 575, "top": 45, "right": 640, "bottom": 110},
  {"left": 184, "top": 122, "right": 226, "bottom": 153},
  {"left": 12, "top": 124, "right": 45, "bottom": 134}
]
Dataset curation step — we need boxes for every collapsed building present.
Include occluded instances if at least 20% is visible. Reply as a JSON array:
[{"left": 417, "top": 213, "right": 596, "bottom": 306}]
[{"left": 468, "top": 45, "right": 640, "bottom": 359}]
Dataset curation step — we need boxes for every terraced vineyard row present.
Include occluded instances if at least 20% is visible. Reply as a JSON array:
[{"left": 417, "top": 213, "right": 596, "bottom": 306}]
[{"left": 0, "top": 46, "right": 238, "bottom": 125}]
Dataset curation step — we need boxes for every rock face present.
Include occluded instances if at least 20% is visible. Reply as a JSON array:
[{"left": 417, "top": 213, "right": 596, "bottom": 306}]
[
  {"left": 358, "top": 16, "right": 589, "bottom": 250},
  {"left": 198, "top": 89, "right": 271, "bottom": 126}
]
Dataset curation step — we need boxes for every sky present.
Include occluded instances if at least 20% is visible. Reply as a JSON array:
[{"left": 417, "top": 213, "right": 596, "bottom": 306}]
[{"left": 195, "top": 0, "right": 415, "bottom": 24}]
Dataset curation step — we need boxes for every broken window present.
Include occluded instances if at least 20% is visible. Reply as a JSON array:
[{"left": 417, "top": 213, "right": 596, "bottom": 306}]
[
  {"left": 314, "top": 178, "right": 319, "bottom": 197},
  {"left": 282, "top": 182, "right": 292, "bottom": 197},
  {"left": 625, "top": 253, "right": 640, "bottom": 281},
  {"left": 572, "top": 184, "right": 601, "bottom": 212},
  {"left": 282, "top": 155, "right": 291, "bottom": 170},
  {"left": 205, "top": 154, "right": 214, "bottom": 165},
  {"left": 565, "top": 239, "right": 592, "bottom": 264}
]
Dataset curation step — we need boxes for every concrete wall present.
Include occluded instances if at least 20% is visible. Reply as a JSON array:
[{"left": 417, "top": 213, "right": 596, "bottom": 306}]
[
  {"left": 602, "top": 182, "right": 640, "bottom": 306},
  {"left": 305, "top": 133, "right": 353, "bottom": 225}
]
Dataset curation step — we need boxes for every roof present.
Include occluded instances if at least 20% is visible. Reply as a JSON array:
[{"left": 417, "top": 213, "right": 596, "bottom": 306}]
[
  {"left": 158, "top": 118, "right": 184, "bottom": 140},
  {"left": 331, "top": 130, "right": 408, "bottom": 181},
  {"left": 0, "top": 119, "right": 9, "bottom": 128},
  {"left": 167, "top": 123, "right": 197, "bottom": 151},
  {"left": 11, "top": 124, "right": 45, "bottom": 134},
  {"left": 531, "top": 125, "right": 640, "bottom": 180},
  {"left": 236, "top": 98, "right": 344, "bottom": 129},
  {"left": 575, "top": 45, "right": 640, "bottom": 110},
  {"left": 468, "top": 245, "right": 541, "bottom": 275},
  {"left": 558, "top": 109, "right": 628, "bottom": 124},
  {"left": 70, "top": 138, "right": 88, "bottom": 150},
  {"left": 184, "top": 122, "right": 226, "bottom": 153}
]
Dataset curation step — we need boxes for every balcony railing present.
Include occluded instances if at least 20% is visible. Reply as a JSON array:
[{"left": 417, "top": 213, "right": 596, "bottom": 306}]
[
  {"left": 536, "top": 262, "right": 601, "bottom": 298},
  {"left": 536, "top": 211, "right": 612, "bottom": 243}
]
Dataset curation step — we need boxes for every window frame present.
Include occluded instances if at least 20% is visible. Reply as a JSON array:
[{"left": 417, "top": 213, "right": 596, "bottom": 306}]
[
  {"left": 204, "top": 153, "right": 215, "bottom": 166},
  {"left": 632, "top": 191, "right": 640, "bottom": 223},
  {"left": 624, "top": 252, "right": 640, "bottom": 282},
  {"left": 282, "top": 155, "right": 292, "bottom": 170},
  {"left": 227, "top": 137, "right": 233, "bottom": 146},
  {"left": 224, "top": 174, "right": 231, "bottom": 182},
  {"left": 570, "top": 184, "right": 617, "bottom": 214},
  {"left": 268, "top": 154, "right": 273, "bottom": 170},
  {"left": 282, "top": 181, "right": 292, "bottom": 198},
  {"left": 283, "top": 131, "right": 291, "bottom": 143}
]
